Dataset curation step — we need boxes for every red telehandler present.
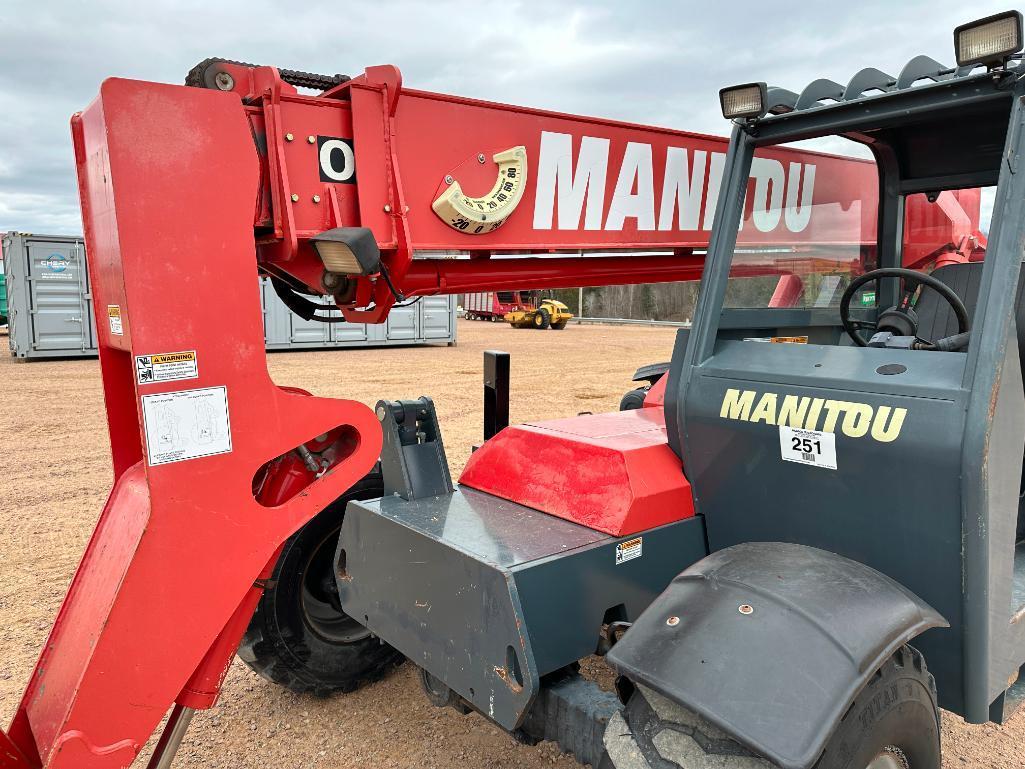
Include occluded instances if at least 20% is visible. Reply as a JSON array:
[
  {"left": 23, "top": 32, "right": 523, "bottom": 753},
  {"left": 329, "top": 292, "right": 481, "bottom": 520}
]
[{"left": 1, "top": 10, "right": 1015, "bottom": 767}]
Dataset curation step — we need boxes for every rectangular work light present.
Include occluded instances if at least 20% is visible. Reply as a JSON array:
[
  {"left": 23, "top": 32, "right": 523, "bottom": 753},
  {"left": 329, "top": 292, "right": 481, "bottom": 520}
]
[
  {"left": 310, "top": 227, "right": 382, "bottom": 275},
  {"left": 954, "top": 10, "right": 1023, "bottom": 68},
  {"left": 720, "top": 83, "right": 768, "bottom": 120}
]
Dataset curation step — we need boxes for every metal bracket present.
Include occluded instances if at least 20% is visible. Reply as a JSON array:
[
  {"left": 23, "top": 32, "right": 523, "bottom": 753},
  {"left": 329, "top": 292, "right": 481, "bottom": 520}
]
[
  {"left": 483, "top": 350, "right": 510, "bottom": 440},
  {"left": 377, "top": 397, "right": 454, "bottom": 500}
]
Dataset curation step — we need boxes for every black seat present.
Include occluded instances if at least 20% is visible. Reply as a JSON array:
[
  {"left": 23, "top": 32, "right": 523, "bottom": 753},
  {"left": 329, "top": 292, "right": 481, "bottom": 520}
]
[{"left": 915, "top": 261, "right": 1025, "bottom": 541}]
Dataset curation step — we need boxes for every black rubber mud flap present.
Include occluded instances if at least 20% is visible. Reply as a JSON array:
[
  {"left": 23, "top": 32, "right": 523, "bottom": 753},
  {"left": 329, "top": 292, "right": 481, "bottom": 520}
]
[{"left": 605, "top": 542, "right": 947, "bottom": 769}]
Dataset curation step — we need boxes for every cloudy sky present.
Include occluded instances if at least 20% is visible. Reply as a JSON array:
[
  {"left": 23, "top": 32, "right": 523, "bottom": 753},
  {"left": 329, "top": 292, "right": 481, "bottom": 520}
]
[{"left": 0, "top": 0, "right": 1010, "bottom": 235}]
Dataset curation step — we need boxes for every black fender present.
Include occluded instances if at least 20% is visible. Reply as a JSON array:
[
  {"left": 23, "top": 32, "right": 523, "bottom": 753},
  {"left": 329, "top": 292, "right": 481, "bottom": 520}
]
[
  {"left": 605, "top": 542, "right": 947, "bottom": 769},
  {"left": 631, "top": 361, "right": 670, "bottom": 384}
]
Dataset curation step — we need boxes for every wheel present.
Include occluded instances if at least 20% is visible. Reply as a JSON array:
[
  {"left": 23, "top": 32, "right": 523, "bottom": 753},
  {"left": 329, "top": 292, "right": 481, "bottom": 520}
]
[
  {"left": 619, "top": 386, "right": 649, "bottom": 411},
  {"left": 533, "top": 308, "right": 551, "bottom": 329},
  {"left": 238, "top": 470, "right": 404, "bottom": 695},
  {"left": 551, "top": 319, "right": 568, "bottom": 330},
  {"left": 601, "top": 645, "right": 939, "bottom": 769}
]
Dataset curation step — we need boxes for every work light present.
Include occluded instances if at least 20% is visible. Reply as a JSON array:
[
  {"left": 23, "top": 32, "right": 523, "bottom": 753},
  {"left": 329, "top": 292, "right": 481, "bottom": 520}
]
[
  {"left": 720, "top": 83, "right": 768, "bottom": 120},
  {"left": 954, "top": 10, "right": 1023, "bottom": 68},
  {"left": 310, "top": 227, "right": 382, "bottom": 275}
]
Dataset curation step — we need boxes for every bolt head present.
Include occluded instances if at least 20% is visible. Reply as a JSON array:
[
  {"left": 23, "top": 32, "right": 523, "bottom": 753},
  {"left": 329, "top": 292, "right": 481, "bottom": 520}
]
[
  {"left": 285, "top": 133, "right": 294, "bottom": 142},
  {"left": 213, "top": 71, "right": 235, "bottom": 91},
  {"left": 307, "top": 135, "right": 316, "bottom": 144},
  {"left": 376, "top": 406, "right": 387, "bottom": 422},
  {"left": 312, "top": 194, "right": 321, "bottom": 203},
  {"left": 477, "top": 153, "right": 486, "bottom": 163},
  {"left": 444, "top": 175, "right": 454, "bottom": 185},
  {"left": 738, "top": 604, "right": 754, "bottom": 615},
  {"left": 383, "top": 204, "right": 392, "bottom": 212},
  {"left": 290, "top": 193, "right": 299, "bottom": 203},
  {"left": 666, "top": 616, "right": 680, "bottom": 627}
]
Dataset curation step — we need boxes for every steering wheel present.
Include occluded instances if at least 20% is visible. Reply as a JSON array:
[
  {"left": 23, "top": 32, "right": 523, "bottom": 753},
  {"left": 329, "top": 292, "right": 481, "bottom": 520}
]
[{"left": 839, "top": 267, "right": 969, "bottom": 348}]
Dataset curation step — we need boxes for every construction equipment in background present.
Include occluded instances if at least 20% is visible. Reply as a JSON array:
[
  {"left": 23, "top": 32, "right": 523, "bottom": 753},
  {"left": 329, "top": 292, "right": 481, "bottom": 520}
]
[
  {"left": 464, "top": 290, "right": 534, "bottom": 321},
  {"left": 505, "top": 292, "right": 574, "bottom": 329},
  {"left": 0, "top": 12, "right": 1018, "bottom": 769}
]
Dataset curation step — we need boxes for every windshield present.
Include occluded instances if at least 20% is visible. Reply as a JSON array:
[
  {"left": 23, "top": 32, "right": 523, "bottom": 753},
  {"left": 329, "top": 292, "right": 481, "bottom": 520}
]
[{"left": 725, "top": 140, "right": 878, "bottom": 310}]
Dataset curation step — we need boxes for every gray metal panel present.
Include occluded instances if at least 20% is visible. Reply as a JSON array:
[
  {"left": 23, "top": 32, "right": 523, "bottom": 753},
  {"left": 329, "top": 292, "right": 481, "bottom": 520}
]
[
  {"left": 420, "top": 295, "right": 453, "bottom": 339},
  {"left": 682, "top": 340, "right": 971, "bottom": 710},
  {"left": 338, "top": 487, "right": 707, "bottom": 729},
  {"left": 385, "top": 303, "right": 417, "bottom": 340}
]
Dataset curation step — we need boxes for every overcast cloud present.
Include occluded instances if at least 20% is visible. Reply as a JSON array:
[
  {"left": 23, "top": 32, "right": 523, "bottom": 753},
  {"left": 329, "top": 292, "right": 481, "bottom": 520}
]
[{"left": 0, "top": 0, "right": 1010, "bottom": 235}]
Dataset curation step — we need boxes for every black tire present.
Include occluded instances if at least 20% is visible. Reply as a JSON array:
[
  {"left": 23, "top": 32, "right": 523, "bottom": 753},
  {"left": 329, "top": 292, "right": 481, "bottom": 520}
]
[
  {"left": 534, "top": 308, "right": 551, "bottom": 329},
  {"left": 551, "top": 320, "right": 568, "bottom": 330},
  {"left": 601, "top": 645, "right": 939, "bottom": 769},
  {"left": 619, "top": 387, "right": 649, "bottom": 411},
  {"left": 238, "top": 470, "right": 404, "bottom": 695}
]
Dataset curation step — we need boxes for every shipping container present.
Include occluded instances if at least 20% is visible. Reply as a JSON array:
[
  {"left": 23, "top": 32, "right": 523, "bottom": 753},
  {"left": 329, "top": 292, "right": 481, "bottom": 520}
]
[
  {"left": 1, "top": 233, "right": 456, "bottom": 360},
  {"left": 2, "top": 233, "right": 96, "bottom": 359},
  {"left": 260, "top": 279, "right": 457, "bottom": 349}
]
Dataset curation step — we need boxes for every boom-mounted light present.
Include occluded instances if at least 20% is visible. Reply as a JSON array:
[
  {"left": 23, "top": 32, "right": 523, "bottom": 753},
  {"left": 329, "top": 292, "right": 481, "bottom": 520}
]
[{"left": 309, "top": 227, "right": 382, "bottom": 275}]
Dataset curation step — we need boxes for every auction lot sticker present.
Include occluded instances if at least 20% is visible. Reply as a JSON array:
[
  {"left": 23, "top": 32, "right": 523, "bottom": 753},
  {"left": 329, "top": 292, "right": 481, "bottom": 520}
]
[
  {"left": 141, "top": 386, "right": 232, "bottom": 466},
  {"left": 136, "top": 350, "right": 199, "bottom": 385}
]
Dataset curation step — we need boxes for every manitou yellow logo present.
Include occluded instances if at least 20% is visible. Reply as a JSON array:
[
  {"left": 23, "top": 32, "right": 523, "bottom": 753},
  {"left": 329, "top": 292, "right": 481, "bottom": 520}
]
[{"left": 719, "top": 388, "right": 907, "bottom": 443}]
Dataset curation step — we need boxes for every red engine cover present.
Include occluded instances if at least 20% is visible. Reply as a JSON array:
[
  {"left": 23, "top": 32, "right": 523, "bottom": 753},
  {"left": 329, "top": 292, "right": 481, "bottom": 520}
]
[{"left": 459, "top": 408, "right": 694, "bottom": 537}]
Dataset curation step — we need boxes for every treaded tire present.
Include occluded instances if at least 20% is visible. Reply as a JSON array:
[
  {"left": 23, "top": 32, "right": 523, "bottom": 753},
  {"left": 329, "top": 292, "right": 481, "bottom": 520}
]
[
  {"left": 601, "top": 645, "right": 939, "bottom": 769},
  {"left": 534, "top": 308, "right": 551, "bottom": 329},
  {"left": 552, "top": 320, "right": 568, "bottom": 330},
  {"left": 619, "top": 387, "right": 649, "bottom": 411},
  {"left": 238, "top": 470, "right": 404, "bottom": 696}
]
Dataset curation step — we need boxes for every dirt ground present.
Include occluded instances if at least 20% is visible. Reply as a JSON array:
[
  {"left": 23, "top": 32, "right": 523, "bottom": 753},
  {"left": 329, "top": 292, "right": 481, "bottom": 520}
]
[{"left": 0, "top": 319, "right": 1022, "bottom": 768}]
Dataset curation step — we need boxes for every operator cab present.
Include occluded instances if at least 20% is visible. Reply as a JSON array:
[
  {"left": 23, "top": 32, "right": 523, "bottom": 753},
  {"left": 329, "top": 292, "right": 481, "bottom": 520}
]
[{"left": 668, "top": 24, "right": 1025, "bottom": 725}]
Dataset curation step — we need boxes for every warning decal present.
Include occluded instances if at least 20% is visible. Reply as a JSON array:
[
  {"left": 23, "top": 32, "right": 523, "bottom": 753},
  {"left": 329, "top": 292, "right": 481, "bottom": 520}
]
[
  {"left": 136, "top": 350, "right": 199, "bottom": 385},
  {"left": 615, "top": 537, "right": 643, "bottom": 565},
  {"left": 107, "top": 305, "right": 123, "bottom": 336},
  {"left": 141, "top": 386, "right": 232, "bottom": 466}
]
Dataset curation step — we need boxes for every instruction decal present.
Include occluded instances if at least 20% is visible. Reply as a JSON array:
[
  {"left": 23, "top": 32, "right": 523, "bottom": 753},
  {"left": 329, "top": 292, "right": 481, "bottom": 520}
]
[
  {"left": 141, "top": 386, "right": 232, "bottom": 466},
  {"left": 107, "top": 305, "right": 123, "bottom": 336},
  {"left": 615, "top": 537, "right": 643, "bottom": 565},
  {"left": 136, "top": 350, "right": 199, "bottom": 385}
]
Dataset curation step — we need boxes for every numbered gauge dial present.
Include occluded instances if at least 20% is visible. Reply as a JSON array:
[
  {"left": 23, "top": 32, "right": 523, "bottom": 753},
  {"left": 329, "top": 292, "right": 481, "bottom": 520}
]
[{"left": 432, "top": 146, "right": 528, "bottom": 234}]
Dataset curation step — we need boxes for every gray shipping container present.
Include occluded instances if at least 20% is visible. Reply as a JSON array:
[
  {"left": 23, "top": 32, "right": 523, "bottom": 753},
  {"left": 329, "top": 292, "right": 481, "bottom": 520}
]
[
  {"left": 2, "top": 233, "right": 456, "bottom": 360},
  {"left": 259, "top": 278, "right": 457, "bottom": 349},
  {"left": 2, "top": 233, "right": 96, "bottom": 359}
]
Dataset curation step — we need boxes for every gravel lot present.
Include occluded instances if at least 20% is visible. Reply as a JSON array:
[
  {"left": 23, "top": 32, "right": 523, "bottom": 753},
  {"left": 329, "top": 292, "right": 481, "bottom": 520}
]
[{"left": 0, "top": 320, "right": 1021, "bottom": 768}]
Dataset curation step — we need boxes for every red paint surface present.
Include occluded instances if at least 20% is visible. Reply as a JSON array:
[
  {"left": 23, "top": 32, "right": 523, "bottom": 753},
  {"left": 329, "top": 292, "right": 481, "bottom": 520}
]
[
  {"left": 4, "top": 79, "right": 381, "bottom": 769},
  {"left": 459, "top": 409, "right": 693, "bottom": 537}
]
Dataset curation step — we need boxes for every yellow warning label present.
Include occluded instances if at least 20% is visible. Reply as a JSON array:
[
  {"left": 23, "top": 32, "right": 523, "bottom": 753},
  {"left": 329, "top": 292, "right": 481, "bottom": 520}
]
[
  {"left": 136, "top": 350, "right": 199, "bottom": 385},
  {"left": 770, "top": 336, "right": 808, "bottom": 344},
  {"left": 107, "top": 305, "right": 123, "bottom": 336},
  {"left": 152, "top": 352, "right": 197, "bottom": 365}
]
